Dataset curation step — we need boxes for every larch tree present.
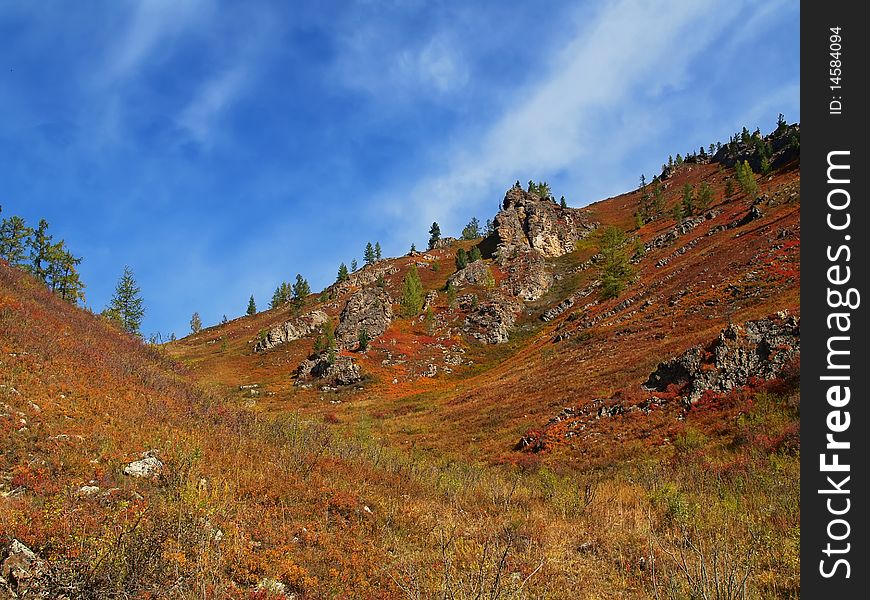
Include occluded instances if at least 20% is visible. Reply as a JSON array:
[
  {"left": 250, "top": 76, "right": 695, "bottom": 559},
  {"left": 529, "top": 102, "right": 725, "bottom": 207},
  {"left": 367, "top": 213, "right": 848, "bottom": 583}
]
[{"left": 106, "top": 265, "right": 145, "bottom": 335}]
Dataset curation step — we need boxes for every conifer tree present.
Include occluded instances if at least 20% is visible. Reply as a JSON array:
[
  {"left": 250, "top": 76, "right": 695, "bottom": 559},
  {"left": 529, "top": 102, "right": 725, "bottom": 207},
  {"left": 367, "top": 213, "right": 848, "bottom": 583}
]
[
  {"left": 469, "top": 246, "right": 482, "bottom": 262},
  {"left": 559, "top": 196, "right": 567, "bottom": 209},
  {"left": 337, "top": 262, "right": 349, "bottom": 282},
  {"left": 485, "top": 218, "right": 496, "bottom": 236},
  {"left": 400, "top": 264, "right": 424, "bottom": 316},
  {"left": 350, "top": 258, "right": 358, "bottom": 272},
  {"left": 292, "top": 274, "right": 310, "bottom": 310},
  {"left": 428, "top": 222, "right": 441, "bottom": 250},
  {"left": 461, "top": 218, "right": 480, "bottom": 240},
  {"left": 681, "top": 183, "right": 695, "bottom": 216},
  {"left": 0, "top": 215, "right": 32, "bottom": 266},
  {"left": 455, "top": 248, "right": 468, "bottom": 270},
  {"left": 446, "top": 281, "right": 457, "bottom": 308},
  {"left": 364, "top": 242, "right": 376, "bottom": 265},
  {"left": 190, "top": 312, "right": 202, "bottom": 334},
  {"left": 247, "top": 295, "right": 257, "bottom": 315},
  {"left": 27, "top": 219, "right": 53, "bottom": 282},
  {"left": 45, "top": 240, "right": 85, "bottom": 304},
  {"left": 374, "top": 242, "right": 382, "bottom": 261},
  {"left": 106, "top": 265, "right": 144, "bottom": 335},
  {"left": 598, "top": 227, "right": 633, "bottom": 299},
  {"left": 696, "top": 181, "right": 714, "bottom": 210}
]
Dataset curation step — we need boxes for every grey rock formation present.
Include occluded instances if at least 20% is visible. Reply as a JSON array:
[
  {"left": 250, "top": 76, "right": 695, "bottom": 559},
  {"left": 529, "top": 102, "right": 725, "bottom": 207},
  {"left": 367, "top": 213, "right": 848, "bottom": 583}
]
[
  {"left": 296, "top": 353, "right": 362, "bottom": 386},
  {"left": 463, "top": 294, "right": 521, "bottom": 344},
  {"left": 644, "top": 314, "right": 800, "bottom": 402},
  {"left": 488, "top": 185, "right": 595, "bottom": 260},
  {"left": 447, "top": 260, "right": 492, "bottom": 288},
  {"left": 254, "top": 310, "right": 329, "bottom": 352},
  {"left": 1, "top": 539, "right": 48, "bottom": 598},
  {"left": 499, "top": 250, "right": 553, "bottom": 301},
  {"left": 336, "top": 286, "right": 393, "bottom": 349},
  {"left": 331, "top": 263, "right": 398, "bottom": 297}
]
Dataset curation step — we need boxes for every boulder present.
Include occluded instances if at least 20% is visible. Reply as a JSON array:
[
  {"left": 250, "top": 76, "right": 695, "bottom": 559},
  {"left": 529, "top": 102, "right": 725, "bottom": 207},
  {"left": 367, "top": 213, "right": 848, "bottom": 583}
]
[
  {"left": 296, "top": 353, "right": 362, "bottom": 387},
  {"left": 336, "top": 286, "right": 393, "bottom": 349},
  {"left": 254, "top": 310, "right": 329, "bottom": 352},
  {"left": 644, "top": 314, "right": 800, "bottom": 402},
  {"left": 123, "top": 451, "right": 164, "bottom": 478}
]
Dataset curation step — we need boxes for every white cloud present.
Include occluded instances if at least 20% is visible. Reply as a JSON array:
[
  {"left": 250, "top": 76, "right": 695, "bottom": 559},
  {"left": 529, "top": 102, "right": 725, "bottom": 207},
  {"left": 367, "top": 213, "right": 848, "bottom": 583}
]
[
  {"left": 106, "top": 0, "right": 213, "bottom": 82},
  {"left": 377, "top": 0, "right": 750, "bottom": 231},
  {"left": 177, "top": 65, "right": 248, "bottom": 147}
]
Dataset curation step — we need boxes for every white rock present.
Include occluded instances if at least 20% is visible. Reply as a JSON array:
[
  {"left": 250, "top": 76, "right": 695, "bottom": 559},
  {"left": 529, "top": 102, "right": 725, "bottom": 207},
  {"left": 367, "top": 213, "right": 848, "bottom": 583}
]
[
  {"left": 77, "top": 485, "right": 100, "bottom": 497},
  {"left": 123, "top": 454, "right": 163, "bottom": 478}
]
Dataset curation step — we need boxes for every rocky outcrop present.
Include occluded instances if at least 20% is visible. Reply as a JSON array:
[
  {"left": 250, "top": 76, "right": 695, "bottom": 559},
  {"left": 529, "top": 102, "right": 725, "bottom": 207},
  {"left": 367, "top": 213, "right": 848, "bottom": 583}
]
[
  {"left": 487, "top": 185, "right": 595, "bottom": 260},
  {"left": 541, "top": 280, "right": 600, "bottom": 322},
  {"left": 296, "top": 353, "right": 362, "bottom": 387},
  {"left": 645, "top": 211, "right": 719, "bottom": 253},
  {"left": 644, "top": 314, "right": 800, "bottom": 403},
  {"left": 1, "top": 539, "right": 49, "bottom": 599},
  {"left": 463, "top": 294, "right": 521, "bottom": 344},
  {"left": 712, "top": 123, "right": 800, "bottom": 171},
  {"left": 331, "top": 263, "right": 398, "bottom": 297},
  {"left": 432, "top": 237, "right": 458, "bottom": 249},
  {"left": 499, "top": 250, "right": 553, "bottom": 301},
  {"left": 254, "top": 310, "right": 329, "bottom": 352},
  {"left": 448, "top": 260, "right": 492, "bottom": 288},
  {"left": 335, "top": 287, "right": 393, "bottom": 349}
]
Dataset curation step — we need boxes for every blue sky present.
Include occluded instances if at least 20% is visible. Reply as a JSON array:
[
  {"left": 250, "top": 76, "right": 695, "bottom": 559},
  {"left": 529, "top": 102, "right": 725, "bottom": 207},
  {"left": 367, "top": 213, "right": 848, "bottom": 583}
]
[{"left": 1, "top": 0, "right": 799, "bottom": 338}]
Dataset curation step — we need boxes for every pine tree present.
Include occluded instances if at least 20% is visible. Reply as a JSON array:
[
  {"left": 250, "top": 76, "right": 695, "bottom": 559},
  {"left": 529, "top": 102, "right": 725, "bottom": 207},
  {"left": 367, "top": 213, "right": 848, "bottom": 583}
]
[
  {"left": 337, "top": 262, "right": 349, "bottom": 282},
  {"left": 45, "top": 240, "right": 85, "bottom": 304},
  {"left": 696, "top": 182, "right": 714, "bottom": 210},
  {"left": 364, "top": 242, "right": 376, "bottom": 265},
  {"left": 410, "top": 243, "right": 417, "bottom": 253},
  {"left": 724, "top": 178, "right": 734, "bottom": 199},
  {"left": 292, "top": 274, "right": 310, "bottom": 310},
  {"left": 106, "top": 265, "right": 144, "bottom": 335},
  {"left": 485, "top": 218, "right": 496, "bottom": 236},
  {"left": 675, "top": 153, "right": 683, "bottom": 166},
  {"left": 400, "top": 264, "right": 424, "bottom": 316},
  {"left": 350, "top": 258, "right": 358, "bottom": 272},
  {"left": 469, "top": 246, "right": 482, "bottom": 262},
  {"left": 247, "top": 295, "right": 257, "bottom": 315},
  {"left": 27, "top": 219, "right": 53, "bottom": 282},
  {"left": 357, "top": 327, "right": 370, "bottom": 352},
  {"left": 375, "top": 242, "right": 382, "bottom": 261},
  {"left": 735, "top": 160, "right": 758, "bottom": 196},
  {"left": 681, "top": 183, "right": 695, "bottom": 216},
  {"left": 190, "top": 312, "right": 202, "bottom": 334},
  {"left": 221, "top": 314, "right": 228, "bottom": 325},
  {"left": 776, "top": 112, "right": 787, "bottom": 133},
  {"left": 0, "top": 215, "right": 32, "bottom": 266},
  {"left": 428, "top": 222, "right": 441, "bottom": 250},
  {"left": 559, "top": 196, "right": 567, "bottom": 209},
  {"left": 598, "top": 227, "right": 633, "bottom": 299},
  {"left": 461, "top": 218, "right": 480, "bottom": 240},
  {"left": 639, "top": 174, "right": 646, "bottom": 189},
  {"left": 446, "top": 281, "right": 457, "bottom": 308},
  {"left": 455, "top": 248, "right": 468, "bottom": 270}
]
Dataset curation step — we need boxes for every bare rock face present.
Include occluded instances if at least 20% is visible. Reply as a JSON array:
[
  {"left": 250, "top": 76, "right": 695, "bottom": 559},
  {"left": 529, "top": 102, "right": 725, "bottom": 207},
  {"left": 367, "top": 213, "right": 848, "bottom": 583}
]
[
  {"left": 644, "top": 314, "right": 800, "bottom": 403},
  {"left": 499, "top": 250, "right": 553, "bottom": 301},
  {"left": 463, "top": 294, "right": 522, "bottom": 344},
  {"left": 336, "top": 287, "right": 393, "bottom": 349},
  {"left": 447, "top": 260, "right": 492, "bottom": 288},
  {"left": 254, "top": 310, "right": 329, "bottom": 352},
  {"left": 296, "top": 353, "right": 362, "bottom": 387},
  {"left": 123, "top": 451, "right": 164, "bottom": 478},
  {"left": 490, "top": 185, "right": 595, "bottom": 260}
]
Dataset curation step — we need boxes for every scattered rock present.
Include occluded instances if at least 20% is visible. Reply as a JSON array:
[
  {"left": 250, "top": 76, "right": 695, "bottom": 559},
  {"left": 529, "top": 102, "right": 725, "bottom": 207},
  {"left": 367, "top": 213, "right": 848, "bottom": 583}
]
[
  {"left": 1, "top": 539, "right": 48, "bottom": 598},
  {"left": 447, "top": 260, "right": 492, "bottom": 288},
  {"left": 421, "top": 290, "right": 438, "bottom": 312},
  {"left": 644, "top": 314, "right": 800, "bottom": 402},
  {"left": 76, "top": 485, "right": 100, "bottom": 497},
  {"left": 254, "top": 310, "right": 329, "bottom": 352}
]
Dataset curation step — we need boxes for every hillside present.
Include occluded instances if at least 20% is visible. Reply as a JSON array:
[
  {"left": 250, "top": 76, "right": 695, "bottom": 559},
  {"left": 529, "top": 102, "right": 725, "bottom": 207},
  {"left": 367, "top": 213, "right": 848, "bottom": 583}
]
[{"left": 1, "top": 126, "right": 800, "bottom": 598}]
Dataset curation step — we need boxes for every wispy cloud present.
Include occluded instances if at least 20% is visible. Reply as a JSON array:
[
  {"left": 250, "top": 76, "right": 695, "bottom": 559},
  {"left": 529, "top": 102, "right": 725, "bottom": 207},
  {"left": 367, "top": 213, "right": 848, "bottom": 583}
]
[
  {"left": 377, "top": 0, "right": 750, "bottom": 232},
  {"left": 177, "top": 65, "right": 248, "bottom": 147}
]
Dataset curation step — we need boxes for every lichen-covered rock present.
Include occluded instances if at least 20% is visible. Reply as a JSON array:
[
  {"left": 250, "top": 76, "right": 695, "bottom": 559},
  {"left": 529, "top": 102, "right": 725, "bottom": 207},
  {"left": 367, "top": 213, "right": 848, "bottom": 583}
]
[
  {"left": 463, "top": 294, "right": 521, "bottom": 344},
  {"left": 254, "top": 310, "right": 329, "bottom": 352},
  {"left": 331, "top": 263, "right": 398, "bottom": 297},
  {"left": 335, "top": 287, "right": 393, "bottom": 349},
  {"left": 644, "top": 314, "right": 800, "bottom": 402},
  {"left": 296, "top": 353, "right": 362, "bottom": 386},
  {"left": 489, "top": 184, "right": 595, "bottom": 260},
  {"left": 421, "top": 290, "right": 438, "bottom": 312}
]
